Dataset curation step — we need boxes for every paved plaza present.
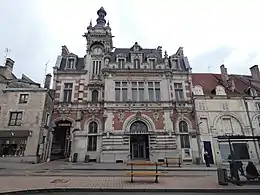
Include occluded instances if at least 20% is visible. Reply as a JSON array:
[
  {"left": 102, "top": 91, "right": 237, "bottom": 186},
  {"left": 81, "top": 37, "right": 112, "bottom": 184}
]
[{"left": 0, "top": 175, "right": 259, "bottom": 194}]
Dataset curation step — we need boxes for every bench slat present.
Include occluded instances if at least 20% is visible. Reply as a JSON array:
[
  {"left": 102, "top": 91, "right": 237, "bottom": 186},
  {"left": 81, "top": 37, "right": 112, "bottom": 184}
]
[{"left": 126, "top": 171, "right": 162, "bottom": 176}]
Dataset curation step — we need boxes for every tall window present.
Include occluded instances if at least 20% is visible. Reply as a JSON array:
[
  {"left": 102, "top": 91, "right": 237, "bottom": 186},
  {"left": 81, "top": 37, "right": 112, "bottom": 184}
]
[
  {"left": 179, "top": 121, "right": 190, "bottom": 148},
  {"left": 134, "top": 59, "right": 140, "bottom": 69},
  {"left": 132, "top": 82, "right": 138, "bottom": 101},
  {"left": 9, "top": 112, "right": 22, "bottom": 126},
  {"left": 148, "top": 82, "right": 161, "bottom": 101},
  {"left": 118, "top": 59, "right": 125, "bottom": 69},
  {"left": 174, "top": 83, "right": 184, "bottom": 101},
  {"left": 92, "top": 60, "right": 101, "bottom": 75},
  {"left": 138, "top": 82, "right": 144, "bottom": 101},
  {"left": 115, "top": 82, "right": 128, "bottom": 101},
  {"left": 66, "top": 59, "right": 75, "bottom": 69},
  {"left": 149, "top": 59, "right": 156, "bottom": 69},
  {"left": 179, "top": 121, "right": 188, "bottom": 132},
  {"left": 63, "top": 83, "right": 73, "bottom": 102},
  {"left": 88, "top": 122, "right": 98, "bottom": 151},
  {"left": 180, "top": 135, "right": 190, "bottom": 148},
  {"left": 92, "top": 90, "right": 99, "bottom": 103}
]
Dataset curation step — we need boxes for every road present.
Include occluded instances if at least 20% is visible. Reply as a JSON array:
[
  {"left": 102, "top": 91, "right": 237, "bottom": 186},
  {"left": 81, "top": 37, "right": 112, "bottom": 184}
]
[{"left": 16, "top": 192, "right": 260, "bottom": 195}]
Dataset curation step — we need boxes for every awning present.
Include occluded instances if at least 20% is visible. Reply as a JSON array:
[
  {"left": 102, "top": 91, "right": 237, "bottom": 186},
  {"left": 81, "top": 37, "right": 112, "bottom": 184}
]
[{"left": 0, "top": 130, "right": 31, "bottom": 138}]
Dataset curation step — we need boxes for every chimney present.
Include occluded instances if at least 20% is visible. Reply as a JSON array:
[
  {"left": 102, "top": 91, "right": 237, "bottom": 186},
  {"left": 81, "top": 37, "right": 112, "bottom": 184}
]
[
  {"left": 157, "top": 46, "right": 162, "bottom": 58},
  {"left": 5, "top": 58, "right": 14, "bottom": 72},
  {"left": 250, "top": 65, "right": 260, "bottom": 80},
  {"left": 44, "top": 73, "right": 52, "bottom": 89},
  {"left": 61, "top": 45, "right": 69, "bottom": 56},
  {"left": 220, "top": 64, "right": 229, "bottom": 85}
]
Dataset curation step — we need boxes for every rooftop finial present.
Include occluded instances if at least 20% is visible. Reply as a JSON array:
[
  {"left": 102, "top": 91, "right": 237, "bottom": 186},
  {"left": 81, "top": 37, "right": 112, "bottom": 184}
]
[{"left": 96, "top": 7, "right": 107, "bottom": 26}]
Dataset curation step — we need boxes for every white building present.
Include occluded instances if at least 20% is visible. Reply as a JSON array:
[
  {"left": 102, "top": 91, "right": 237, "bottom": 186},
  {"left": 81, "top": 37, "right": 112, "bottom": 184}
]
[{"left": 192, "top": 65, "right": 260, "bottom": 165}]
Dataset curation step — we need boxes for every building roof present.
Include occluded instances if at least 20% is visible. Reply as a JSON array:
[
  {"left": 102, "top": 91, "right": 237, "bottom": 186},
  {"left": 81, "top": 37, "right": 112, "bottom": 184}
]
[{"left": 192, "top": 73, "right": 260, "bottom": 96}]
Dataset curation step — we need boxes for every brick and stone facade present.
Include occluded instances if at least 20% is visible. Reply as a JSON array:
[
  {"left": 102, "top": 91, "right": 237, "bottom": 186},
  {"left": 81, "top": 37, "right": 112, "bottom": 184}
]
[{"left": 52, "top": 7, "right": 196, "bottom": 163}]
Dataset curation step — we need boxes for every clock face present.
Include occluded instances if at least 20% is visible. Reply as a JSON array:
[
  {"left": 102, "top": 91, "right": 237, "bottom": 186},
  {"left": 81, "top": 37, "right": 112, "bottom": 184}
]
[{"left": 93, "top": 47, "right": 102, "bottom": 55}]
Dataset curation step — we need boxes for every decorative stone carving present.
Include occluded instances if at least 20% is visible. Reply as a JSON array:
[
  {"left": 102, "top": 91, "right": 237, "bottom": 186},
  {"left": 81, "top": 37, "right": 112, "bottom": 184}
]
[
  {"left": 117, "top": 111, "right": 124, "bottom": 123},
  {"left": 135, "top": 111, "right": 141, "bottom": 120},
  {"left": 104, "top": 58, "right": 110, "bottom": 67},
  {"left": 153, "top": 111, "right": 159, "bottom": 121}
]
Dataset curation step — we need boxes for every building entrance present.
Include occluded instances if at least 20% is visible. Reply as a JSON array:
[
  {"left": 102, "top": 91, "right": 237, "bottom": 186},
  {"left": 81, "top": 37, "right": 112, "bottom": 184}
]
[
  {"left": 51, "top": 120, "right": 72, "bottom": 160},
  {"left": 129, "top": 121, "right": 150, "bottom": 160},
  {"left": 130, "top": 135, "right": 149, "bottom": 159}
]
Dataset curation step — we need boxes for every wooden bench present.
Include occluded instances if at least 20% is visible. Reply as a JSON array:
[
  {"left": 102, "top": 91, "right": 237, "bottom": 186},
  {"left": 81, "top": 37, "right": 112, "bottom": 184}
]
[
  {"left": 165, "top": 157, "right": 182, "bottom": 167},
  {"left": 126, "top": 161, "right": 163, "bottom": 183}
]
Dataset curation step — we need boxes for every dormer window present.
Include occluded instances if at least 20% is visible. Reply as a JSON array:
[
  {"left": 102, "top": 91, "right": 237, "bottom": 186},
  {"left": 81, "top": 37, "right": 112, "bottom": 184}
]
[
  {"left": 250, "top": 88, "right": 258, "bottom": 97},
  {"left": 66, "top": 58, "right": 76, "bottom": 69},
  {"left": 134, "top": 59, "right": 140, "bottom": 69},
  {"left": 149, "top": 59, "right": 156, "bottom": 69},
  {"left": 118, "top": 59, "right": 125, "bottom": 69},
  {"left": 193, "top": 85, "right": 204, "bottom": 95},
  {"left": 216, "top": 85, "right": 226, "bottom": 95}
]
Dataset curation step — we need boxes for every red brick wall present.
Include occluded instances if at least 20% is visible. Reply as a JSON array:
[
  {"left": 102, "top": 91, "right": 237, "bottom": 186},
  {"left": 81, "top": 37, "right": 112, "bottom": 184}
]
[{"left": 112, "top": 110, "right": 165, "bottom": 130}]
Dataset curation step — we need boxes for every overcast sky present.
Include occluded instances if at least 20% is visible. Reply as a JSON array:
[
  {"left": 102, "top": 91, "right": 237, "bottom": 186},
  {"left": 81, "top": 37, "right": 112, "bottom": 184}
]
[{"left": 0, "top": 0, "right": 259, "bottom": 84}]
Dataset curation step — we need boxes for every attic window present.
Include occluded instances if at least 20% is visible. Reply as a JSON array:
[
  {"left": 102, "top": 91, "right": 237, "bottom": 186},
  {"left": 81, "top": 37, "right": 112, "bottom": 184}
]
[
  {"left": 250, "top": 88, "right": 258, "bottom": 97},
  {"left": 66, "top": 58, "right": 75, "bottom": 69},
  {"left": 148, "top": 59, "right": 156, "bottom": 69},
  {"left": 193, "top": 85, "right": 204, "bottom": 95},
  {"left": 216, "top": 85, "right": 226, "bottom": 95}
]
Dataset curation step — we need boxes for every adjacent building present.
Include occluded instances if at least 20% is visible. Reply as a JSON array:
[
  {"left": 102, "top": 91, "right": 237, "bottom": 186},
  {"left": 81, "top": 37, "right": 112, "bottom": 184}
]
[
  {"left": 192, "top": 65, "right": 260, "bottom": 165},
  {"left": 0, "top": 58, "right": 54, "bottom": 163},
  {"left": 52, "top": 7, "right": 196, "bottom": 163}
]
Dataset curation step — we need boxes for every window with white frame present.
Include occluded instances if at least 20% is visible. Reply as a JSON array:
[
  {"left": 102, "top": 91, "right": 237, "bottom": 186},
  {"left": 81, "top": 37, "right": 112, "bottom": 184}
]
[
  {"left": 148, "top": 82, "right": 161, "bottom": 101},
  {"left": 66, "top": 58, "right": 75, "bottom": 69},
  {"left": 92, "top": 60, "right": 102, "bottom": 75},
  {"left": 115, "top": 82, "right": 128, "bottom": 102},
  {"left": 222, "top": 102, "right": 229, "bottom": 111},
  {"left": 63, "top": 83, "right": 73, "bottom": 102},
  {"left": 87, "top": 121, "right": 98, "bottom": 151},
  {"left": 174, "top": 83, "right": 184, "bottom": 101},
  {"left": 134, "top": 59, "right": 140, "bottom": 69},
  {"left": 9, "top": 111, "right": 23, "bottom": 126},
  {"left": 130, "top": 82, "right": 145, "bottom": 101},
  {"left": 118, "top": 59, "right": 125, "bottom": 69}
]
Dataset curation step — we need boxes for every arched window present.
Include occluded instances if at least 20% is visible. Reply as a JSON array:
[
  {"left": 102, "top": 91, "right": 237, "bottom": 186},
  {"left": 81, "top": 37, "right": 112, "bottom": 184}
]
[
  {"left": 179, "top": 121, "right": 188, "bottom": 132},
  {"left": 87, "top": 121, "right": 98, "bottom": 151},
  {"left": 92, "top": 90, "right": 98, "bottom": 103},
  {"left": 88, "top": 121, "right": 98, "bottom": 134},
  {"left": 130, "top": 121, "right": 148, "bottom": 133}
]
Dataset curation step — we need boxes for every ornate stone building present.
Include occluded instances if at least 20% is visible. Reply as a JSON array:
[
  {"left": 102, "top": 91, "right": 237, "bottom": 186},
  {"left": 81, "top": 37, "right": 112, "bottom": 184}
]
[{"left": 52, "top": 7, "right": 196, "bottom": 163}]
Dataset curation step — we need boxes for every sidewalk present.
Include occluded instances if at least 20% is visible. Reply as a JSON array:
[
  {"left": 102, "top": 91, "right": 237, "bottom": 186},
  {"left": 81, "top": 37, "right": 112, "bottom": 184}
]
[{"left": 0, "top": 175, "right": 259, "bottom": 193}]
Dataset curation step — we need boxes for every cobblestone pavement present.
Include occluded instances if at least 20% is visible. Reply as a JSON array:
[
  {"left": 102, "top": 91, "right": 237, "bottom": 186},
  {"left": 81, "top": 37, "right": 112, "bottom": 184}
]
[{"left": 0, "top": 176, "right": 259, "bottom": 193}]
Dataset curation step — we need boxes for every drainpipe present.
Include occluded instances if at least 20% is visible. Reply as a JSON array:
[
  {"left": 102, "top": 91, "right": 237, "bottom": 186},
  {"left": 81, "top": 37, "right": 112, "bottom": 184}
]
[
  {"left": 188, "top": 73, "right": 202, "bottom": 163},
  {"left": 244, "top": 97, "right": 260, "bottom": 163}
]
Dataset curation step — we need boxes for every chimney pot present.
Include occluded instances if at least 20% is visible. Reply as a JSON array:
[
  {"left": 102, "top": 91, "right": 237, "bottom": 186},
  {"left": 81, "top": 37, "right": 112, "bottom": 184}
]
[
  {"left": 220, "top": 64, "right": 229, "bottom": 85},
  {"left": 5, "top": 58, "right": 15, "bottom": 72},
  {"left": 44, "top": 73, "right": 52, "bottom": 89}
]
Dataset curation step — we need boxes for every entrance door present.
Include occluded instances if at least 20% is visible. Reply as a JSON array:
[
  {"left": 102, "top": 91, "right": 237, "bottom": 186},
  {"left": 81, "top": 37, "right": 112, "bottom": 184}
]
[
  {"left": 203, "top": 141, "right": 214, "bottom": 164},
  {"left": 130, "top": 135, "right": 149, "bottom": 160}
]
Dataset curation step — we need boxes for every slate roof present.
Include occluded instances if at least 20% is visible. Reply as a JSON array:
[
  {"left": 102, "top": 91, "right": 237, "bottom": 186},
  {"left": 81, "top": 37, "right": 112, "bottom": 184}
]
[
  {"left": 59, "top": 57, "right": 85, "bottom": 71},
  {"left": 110, "top": 48, "right": 163, "bottom": 63}
]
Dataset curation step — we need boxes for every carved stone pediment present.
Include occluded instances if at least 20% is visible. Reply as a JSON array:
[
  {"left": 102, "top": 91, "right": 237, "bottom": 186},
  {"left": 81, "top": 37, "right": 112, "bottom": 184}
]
[
  {"left": 147, "top": 53, "right": 157, "bottom": 59},
  {"left": 116, "top": 53, "right": 127, "bottom": 58}
]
